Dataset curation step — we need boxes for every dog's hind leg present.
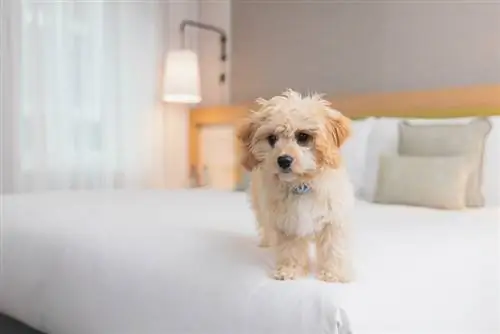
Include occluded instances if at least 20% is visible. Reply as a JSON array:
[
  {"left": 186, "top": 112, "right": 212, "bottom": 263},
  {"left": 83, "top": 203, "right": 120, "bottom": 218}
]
[
  {"left": 249, "top": 178, "right": 276, "bottom": 247},
  {"left": 252, "top": 197, "right": 276, "bottom": 247}
]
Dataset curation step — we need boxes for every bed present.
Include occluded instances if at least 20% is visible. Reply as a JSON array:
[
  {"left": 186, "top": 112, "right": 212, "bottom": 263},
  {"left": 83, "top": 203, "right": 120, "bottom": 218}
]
[
  {"left": 1, "top": 189, "right": 498, "bottom": 334},
  {"left": 2, "top": 85, "right": 500, "bottom": 334}
]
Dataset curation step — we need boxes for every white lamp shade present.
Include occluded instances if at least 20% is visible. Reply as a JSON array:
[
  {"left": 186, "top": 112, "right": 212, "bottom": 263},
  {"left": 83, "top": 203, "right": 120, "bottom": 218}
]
[{"left": 163, "top": 49, "right": 201, "bottom": 104}]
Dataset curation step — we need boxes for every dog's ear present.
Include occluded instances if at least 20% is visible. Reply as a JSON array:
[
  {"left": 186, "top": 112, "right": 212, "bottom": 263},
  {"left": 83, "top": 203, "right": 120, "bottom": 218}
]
[
  {"left": 315, "top": 112, "right": 351, "bottom": 168},
  {"left": 326, "top": 112, "right": 351, "bottom": 148},
  {"left": 236, "top": 116, "right": 259, "bottom": 171}
]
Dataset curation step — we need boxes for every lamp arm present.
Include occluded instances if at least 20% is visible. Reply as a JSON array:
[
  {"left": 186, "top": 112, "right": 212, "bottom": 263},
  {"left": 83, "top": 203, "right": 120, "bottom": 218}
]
[
  {"left": 180, "top": 20, "right": 227, "bottom": 40},
  {"left": 179, "top": 20, "right": 228, "bottom": 62}
]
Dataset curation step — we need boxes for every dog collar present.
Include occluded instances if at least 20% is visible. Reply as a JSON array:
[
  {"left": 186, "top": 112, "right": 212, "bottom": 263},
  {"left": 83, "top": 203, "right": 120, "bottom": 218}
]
[{"left": 291, "top": 183, "right": 311, "bottom": 195}]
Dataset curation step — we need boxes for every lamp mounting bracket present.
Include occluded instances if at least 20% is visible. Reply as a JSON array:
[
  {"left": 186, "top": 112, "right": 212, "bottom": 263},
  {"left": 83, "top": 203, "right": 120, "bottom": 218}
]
[{"left": 179, "top": 20, "right": 228, "bottom": 84}]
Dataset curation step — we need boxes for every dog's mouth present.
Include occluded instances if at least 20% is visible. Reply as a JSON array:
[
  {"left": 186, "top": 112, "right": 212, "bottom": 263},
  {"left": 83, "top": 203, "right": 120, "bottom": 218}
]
[
  {"left": 275, "top": 167, "right": 318, "bottom": 183},
  {"left": 277, "top": 172, "right": 296, "bottom": 182},
  {"left": 276, "top": 167, "right": 303, "bottom": 182}
]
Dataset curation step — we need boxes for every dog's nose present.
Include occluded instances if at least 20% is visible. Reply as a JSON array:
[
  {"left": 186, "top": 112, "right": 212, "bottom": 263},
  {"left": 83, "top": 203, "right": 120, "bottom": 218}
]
[{"left": 277, "top": 155, "right": 294, "bottom": 169}]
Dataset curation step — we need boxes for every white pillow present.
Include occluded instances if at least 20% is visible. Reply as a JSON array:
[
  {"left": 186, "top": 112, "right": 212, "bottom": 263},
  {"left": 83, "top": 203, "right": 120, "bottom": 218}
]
[
  {"left": 482, "top": 116, "right": 500, "bottom": 206},
  {"left": 341, "top": 117, "right": 375, "bottom": 196},
  {"left": 360, "top": 116, "right": 500, "bottom": 207},
  {"left": 359, "top": 117, "right": 400, "bottom": 201}
]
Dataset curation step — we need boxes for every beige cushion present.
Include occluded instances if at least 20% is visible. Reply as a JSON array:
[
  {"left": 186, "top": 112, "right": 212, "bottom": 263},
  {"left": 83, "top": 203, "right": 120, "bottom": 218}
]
[
  {"left": 398, "top": 117, "right": 492, "bottom": 207},
  {"left": 374, "top": 155, "right": 471, "bottom": 210}
]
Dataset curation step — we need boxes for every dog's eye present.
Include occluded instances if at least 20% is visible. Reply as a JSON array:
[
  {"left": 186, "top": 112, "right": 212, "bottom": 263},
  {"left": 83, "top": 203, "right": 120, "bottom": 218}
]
[
  {"left": 267, "top": 134, "right": 277, "bottom": 147},
  {"left": 296, "top": 132, "right": 311, "bottom": 145}
]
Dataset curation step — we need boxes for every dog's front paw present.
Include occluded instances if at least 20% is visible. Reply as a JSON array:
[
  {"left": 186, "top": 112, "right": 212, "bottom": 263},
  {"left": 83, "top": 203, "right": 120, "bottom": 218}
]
[
  {"left": 273, "top": 265, "right": 301, "bottom": 281},
  {"left": 317, "top": 268, "right": 351, "bottom": 283}
]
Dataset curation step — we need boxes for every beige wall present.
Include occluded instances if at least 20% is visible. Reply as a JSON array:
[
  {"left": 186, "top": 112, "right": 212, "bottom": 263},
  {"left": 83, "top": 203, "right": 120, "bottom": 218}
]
[{"left": 230, "top": 1, "right": 500, "bottom": 103}]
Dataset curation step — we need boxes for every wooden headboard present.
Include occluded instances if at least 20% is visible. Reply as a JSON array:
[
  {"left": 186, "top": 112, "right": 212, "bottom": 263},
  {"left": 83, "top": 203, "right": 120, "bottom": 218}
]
[{"left": 189, "top": 84, "right": 500, "bottom": 187}]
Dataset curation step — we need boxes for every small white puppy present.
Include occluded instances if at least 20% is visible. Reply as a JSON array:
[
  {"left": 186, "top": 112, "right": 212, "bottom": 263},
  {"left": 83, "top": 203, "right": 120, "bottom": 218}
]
[{"left": 237, "top": 89, "right": 355, "bottom": 283}]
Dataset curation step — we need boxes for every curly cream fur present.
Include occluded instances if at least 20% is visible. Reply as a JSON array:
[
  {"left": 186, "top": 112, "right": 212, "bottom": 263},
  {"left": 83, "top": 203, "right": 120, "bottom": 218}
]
[{"left": 237, "top": 89, "right": 355, "bottom": 282}]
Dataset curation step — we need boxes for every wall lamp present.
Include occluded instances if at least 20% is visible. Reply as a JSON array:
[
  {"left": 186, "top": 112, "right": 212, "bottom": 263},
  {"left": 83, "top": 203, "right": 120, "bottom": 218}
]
[{"left": 163, "top": 20, "right": 228, "bottom": 104}]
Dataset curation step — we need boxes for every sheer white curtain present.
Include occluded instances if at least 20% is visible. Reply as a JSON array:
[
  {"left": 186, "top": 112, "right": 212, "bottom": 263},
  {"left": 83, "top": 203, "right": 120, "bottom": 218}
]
[{"left": 2, "top": 0, "right": 169, "bottom": 192}]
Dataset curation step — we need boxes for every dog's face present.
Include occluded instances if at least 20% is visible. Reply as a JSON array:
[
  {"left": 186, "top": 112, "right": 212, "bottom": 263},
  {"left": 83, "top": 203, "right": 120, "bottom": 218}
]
[{"left": 237, "top": 90, "right": 351, "bottom": 183}]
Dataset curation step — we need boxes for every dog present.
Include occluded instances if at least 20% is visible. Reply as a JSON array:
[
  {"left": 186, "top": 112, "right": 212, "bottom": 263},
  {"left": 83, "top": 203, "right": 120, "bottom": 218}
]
[{"left": 236, "top": 89, "right": 355, "bottom": 283}]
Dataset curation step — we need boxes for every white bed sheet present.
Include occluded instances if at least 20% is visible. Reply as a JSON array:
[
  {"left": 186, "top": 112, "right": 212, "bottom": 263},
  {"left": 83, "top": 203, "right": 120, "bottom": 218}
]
[
  {"left": 347, "top": 200, "right": 499, "bottom": 334},
  {"left": 1, "top": 189, "right": 499, "bottom": 334},
  {"left": 1, "top": 189, "right": 349, "bottom": 334}
]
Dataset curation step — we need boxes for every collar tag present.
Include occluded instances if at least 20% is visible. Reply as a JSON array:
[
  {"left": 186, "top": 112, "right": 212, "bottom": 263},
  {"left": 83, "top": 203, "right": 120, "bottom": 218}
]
[{"left": 291, "top": 183, "right": 311, "bottom": 195}]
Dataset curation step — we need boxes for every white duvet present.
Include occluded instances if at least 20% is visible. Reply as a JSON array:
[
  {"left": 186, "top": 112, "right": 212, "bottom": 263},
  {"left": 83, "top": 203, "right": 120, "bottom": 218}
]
[{"left": 1, "top": 189, "right": 499, "bottom": 334}]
